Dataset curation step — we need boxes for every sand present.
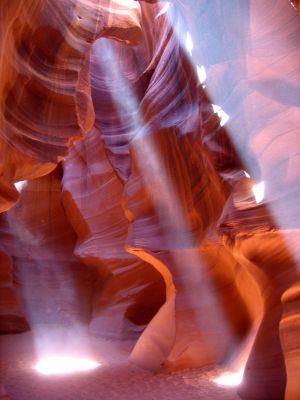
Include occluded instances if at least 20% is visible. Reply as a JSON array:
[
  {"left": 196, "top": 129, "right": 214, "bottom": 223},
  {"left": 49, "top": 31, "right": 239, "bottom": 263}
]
[{"left": 0, "top": 329, "right": 239, "bottom": 400}]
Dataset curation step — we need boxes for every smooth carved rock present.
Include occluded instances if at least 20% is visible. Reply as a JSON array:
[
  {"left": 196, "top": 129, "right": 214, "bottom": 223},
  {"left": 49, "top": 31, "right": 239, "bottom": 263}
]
[
  {"left": 0, "top": 1, "right": 299, "bottom": 400},
  {"left": 0, "top": 167, "right": 94, "bottom": 328},
  {"left": 85, "top": 3, "right": 253, "bottom": 370},
  {"left": 220, "top": 224, "right": 300, "bottom": 400},
  {"left": 126, "top": 130, "right": 253, "bottom": 370},
  {"left": 136, "top": 1, "right": 300, "bottom": 398},
  {"left": 0, "top": 0, "right": 142, "bottom": 212},
  {"left": 62, "top": 128, "right": 165, "bottom": 339}
]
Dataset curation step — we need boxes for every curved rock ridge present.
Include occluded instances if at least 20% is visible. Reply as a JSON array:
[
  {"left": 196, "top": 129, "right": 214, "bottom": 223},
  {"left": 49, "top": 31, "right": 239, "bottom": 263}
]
[
  {"left": 219, "top": 221, "right": 300, "bottom": 400},
  {"left": 165, "top": 0, "right": 299, "bottom": 398},
  {"left": 91, "top": 1, "right": 300, "bottom": 397},
  {"left": 0, "top": 2, "right": 299, "bottom": 400},
  {"left": 0, "top": 0, "right": 142, "bottom": 212},
  {"left": 89, "top": 2, "right": 206, "bottom": 181},
  {"left": 62, "top": 128, "right": 166, "bottom": 339},
  {"left": 85, "top": 2, "right": 254, "bottom": 370},
  {"left": 0, "top": 167, "right": 94, "bottom": 327},
  {"left": 124, "top": 113, "right": 251, "bottom": 370}
]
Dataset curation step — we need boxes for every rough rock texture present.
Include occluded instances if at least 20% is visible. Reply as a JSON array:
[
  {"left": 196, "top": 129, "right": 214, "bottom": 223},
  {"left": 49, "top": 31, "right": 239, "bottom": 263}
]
[{"left": 0, "top": 1, "right": 299, "bottom": 400}]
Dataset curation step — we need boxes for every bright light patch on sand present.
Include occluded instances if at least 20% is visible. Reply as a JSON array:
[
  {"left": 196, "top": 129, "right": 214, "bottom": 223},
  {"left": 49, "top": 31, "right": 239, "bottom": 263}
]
[
  {"left": 252, "top": 181, "right": 265, "bottom": 203},
  {"left": 34, "top": 357, "right": 100, "bottom": 375},
  {"left": 213, "top": 369, "right": 244, "bottom": 387},
  {"left": 14, "top": 180, "right": 27, "bottom": 193}
]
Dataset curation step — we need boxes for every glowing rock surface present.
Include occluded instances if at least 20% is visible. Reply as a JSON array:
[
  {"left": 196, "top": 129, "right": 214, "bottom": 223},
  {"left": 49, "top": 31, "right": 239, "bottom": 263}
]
[{"left": 0, "top": 1, "right": 299, "bottom": 400}]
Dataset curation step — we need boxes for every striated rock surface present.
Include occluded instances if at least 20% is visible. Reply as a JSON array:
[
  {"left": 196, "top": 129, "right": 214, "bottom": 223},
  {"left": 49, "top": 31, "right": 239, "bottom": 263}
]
[
  {"left": 0, "top": 0, "right": 142, "bottom": 212},
  {"left": 0, "top": 1, "right": 299, "bottom": 400},
  {"left": 62, "top": 128, "right": 166, "bottom": 339},
  {"left": 136, "top": 1, "right": 300, "bottom": 398},
  {"left": 85, "top": 2, "right": 254, "bottom": 371},
  {"left": 0, "top": 167, "right": 94, "bottom": 328}
]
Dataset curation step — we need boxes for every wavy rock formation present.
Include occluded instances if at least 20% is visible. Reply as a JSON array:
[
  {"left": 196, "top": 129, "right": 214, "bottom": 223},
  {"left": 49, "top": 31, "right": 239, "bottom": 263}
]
[
  {"left": 62, "top": 128, "right": 165, "bottom": 339},
  {"left": 0, "top": 167, "right": 93, "bottom": 328},
  {"left": 0, "top": 1, "right": 299, "bottom": 400},
  {"left": 85, "top": 2, "right": 254, "bottom": 371},
  {"left": 138, "top": 1, "right": 300, "bottom": 398},
  {"left": 0, "top": 0, "right": 142, "bottom": 213}
]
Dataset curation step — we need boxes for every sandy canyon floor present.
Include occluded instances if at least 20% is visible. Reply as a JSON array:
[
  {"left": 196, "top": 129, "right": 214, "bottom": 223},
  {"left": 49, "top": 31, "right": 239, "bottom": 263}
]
[{"left": 0, "top": 328, "right": 240, "bottom": 400}]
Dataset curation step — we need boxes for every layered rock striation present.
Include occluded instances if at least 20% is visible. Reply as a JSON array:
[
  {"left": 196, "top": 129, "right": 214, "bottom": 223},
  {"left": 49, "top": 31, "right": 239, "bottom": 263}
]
[{"left": 0, "top": 1, "right": 299, "bottom": 400}]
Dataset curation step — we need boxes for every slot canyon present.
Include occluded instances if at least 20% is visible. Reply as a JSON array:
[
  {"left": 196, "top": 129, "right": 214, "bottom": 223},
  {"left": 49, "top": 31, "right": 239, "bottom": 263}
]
[{"left": 0, "top": 1, "right": 299, "bottom": 399}]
